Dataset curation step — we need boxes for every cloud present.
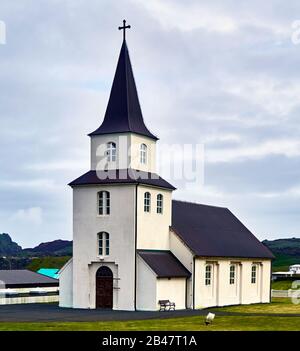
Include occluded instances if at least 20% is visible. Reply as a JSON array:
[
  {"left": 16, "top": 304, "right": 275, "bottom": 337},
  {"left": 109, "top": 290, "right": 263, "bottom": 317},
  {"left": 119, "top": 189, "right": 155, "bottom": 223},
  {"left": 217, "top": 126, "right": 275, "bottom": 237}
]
[
  {"left": 25, "top": 160, "right": 87, "bottom": 172},
  {"left": 9, "top": 207, "right": 43, "bottom": 226},
  {"left": 206, "top": 138, "right": 300, "bottom": 163},
  {"left": 135, "top": 0, "right": 238, "bottom": 33},
  {"left": 0, "top": 0, "right": 299, "bottom": 245},
  {"left": 0, "top": 179, "right": 57, "bottom": 190}
]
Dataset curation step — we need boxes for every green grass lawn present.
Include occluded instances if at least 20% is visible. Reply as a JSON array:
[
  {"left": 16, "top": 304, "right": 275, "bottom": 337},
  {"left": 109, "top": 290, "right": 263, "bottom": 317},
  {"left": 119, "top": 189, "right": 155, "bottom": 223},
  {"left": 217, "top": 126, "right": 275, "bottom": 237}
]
[
  {"left": 210, "top": 298, "right": 300, "bottom": 315},
  {"left": 0, "top": 298, "right": 300, "bottom": 331},
  {"left": 0, "top": 315, "right": 300, "bottom": 331}
]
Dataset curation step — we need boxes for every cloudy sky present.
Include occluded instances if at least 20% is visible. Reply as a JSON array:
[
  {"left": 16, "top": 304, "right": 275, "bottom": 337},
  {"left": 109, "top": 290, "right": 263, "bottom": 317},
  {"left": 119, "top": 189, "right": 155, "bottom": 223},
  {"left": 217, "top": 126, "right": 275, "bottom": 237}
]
[{"left": 0, "top": 0, "right": 299, "bottom": 247}]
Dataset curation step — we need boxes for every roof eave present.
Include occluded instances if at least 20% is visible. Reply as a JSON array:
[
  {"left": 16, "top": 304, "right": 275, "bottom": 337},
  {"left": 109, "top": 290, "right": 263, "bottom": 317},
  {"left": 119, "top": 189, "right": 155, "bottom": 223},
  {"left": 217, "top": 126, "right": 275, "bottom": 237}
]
[{"left": 87, "top": 130, "right": 159, "bottom": 141}]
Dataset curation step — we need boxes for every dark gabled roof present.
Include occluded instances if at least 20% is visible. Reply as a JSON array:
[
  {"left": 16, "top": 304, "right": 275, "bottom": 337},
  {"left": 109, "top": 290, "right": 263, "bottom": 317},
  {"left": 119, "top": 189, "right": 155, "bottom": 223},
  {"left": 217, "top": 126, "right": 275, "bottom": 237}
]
[
  {"left": 138, "top": 250, "right": 191, "bottom": 278},
  {"left": 69, "top": 169, "right": 176, "bottom": 190},
  {"left": 0, "top": 270, "right": 59, "bottom": 288},
  {"left": 89, "top": 40, "right": 158, "bottom": 140},
  {"left": 171, "top": 200, "right": 274, "bottom": 259}
]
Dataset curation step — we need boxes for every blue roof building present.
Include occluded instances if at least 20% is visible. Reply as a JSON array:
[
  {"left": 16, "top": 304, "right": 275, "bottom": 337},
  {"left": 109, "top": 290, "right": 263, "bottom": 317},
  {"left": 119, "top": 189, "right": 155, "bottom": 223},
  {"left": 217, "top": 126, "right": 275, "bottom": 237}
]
[{"left": 37, "top": 268, "right": 59, "bottom": 280}]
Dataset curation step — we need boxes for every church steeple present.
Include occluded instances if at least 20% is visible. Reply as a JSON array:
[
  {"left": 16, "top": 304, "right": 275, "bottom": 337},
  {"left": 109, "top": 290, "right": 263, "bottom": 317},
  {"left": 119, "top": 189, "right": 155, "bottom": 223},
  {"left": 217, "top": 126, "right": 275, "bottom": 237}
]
[{"left": 89, "top": 22, "right": 158, "bottom": 140}]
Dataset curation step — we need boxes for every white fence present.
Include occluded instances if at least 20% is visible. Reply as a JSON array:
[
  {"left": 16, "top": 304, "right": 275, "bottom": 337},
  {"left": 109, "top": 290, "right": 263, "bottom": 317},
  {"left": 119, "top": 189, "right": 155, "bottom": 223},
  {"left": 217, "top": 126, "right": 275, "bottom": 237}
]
[
  {"left": 0, "top": 295, "right": 59, "bottom": 305},
  {"left": 0, "top": 287, "right": 59, "bottom": 305},
  {"left": 272, "top": 289, "right": 292, "bottom": 298}
]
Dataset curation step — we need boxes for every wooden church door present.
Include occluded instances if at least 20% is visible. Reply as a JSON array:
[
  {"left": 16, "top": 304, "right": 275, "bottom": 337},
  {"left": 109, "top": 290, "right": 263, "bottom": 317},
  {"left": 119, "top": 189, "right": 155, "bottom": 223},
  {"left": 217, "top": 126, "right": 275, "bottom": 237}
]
[{"left": 96, "top": 266, "right": 113, "bottom": 309}]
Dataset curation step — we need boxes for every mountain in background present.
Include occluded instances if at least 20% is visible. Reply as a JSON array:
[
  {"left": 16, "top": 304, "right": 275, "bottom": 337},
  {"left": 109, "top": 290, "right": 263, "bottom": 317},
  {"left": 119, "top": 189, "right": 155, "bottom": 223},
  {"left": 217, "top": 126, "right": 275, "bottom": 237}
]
[
  {"left": 0, "top": 233, "right": 22, "bottom": 256},
  {"left": 0, "top": 233, "right": 72, "bottom": 270},
  {"left": 0, "top": 233, "right": 72, "bottom": 257},
  {"left": 23, "top": 239, "right": 72, "bottom": 256},
  {"left": 1, "top": 233, "right": 300, "bottom": 272},
  {"left": 262, "top": 238, "right": 300, "bottom": 271}
]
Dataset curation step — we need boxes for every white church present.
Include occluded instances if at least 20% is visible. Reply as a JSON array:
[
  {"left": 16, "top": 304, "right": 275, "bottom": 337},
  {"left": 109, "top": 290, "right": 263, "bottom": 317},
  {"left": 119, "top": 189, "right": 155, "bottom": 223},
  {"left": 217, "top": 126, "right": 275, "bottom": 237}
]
[{"left": 59, "top": 23, "right": 274, "bottom": 311}]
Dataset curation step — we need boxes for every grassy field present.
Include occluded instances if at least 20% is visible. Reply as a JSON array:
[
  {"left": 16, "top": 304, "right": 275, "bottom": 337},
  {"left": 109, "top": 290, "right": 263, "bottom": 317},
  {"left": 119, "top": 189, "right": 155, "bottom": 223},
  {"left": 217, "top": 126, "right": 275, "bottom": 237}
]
[
  {"left": 0, "top": 298, "right": 300, "bottom": 331},
  {"left": 272, "top": 280, "right": 295, "bottom": 290},
  {"left": 1, "top": 315, "right": 300, "bottom": 331},
  {"left": 27, "top": 256, "right": 71, "bottom": 271},
  {"left": 211, "top": 298, "right": 300, "bottom": 315},
  {"left": 272, "top": 253, "right": 300, "bottom": 272}
]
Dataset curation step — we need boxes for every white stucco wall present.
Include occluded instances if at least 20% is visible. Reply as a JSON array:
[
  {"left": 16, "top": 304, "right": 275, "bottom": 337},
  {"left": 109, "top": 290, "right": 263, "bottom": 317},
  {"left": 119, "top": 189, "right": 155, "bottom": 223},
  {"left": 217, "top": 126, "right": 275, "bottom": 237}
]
[
  {"left": 169, "top": 230, "right": 193, "bottom": 308},
  {"left": 137, "top": 185, "right": 172, "bottom": 250},
  {"left": 194, "top": 258, "right": 271, "bottom": 308},
  {"left": 72, "top": 184, "right": 136, "bottom": 310},
  {"left": 90, "top": 133, "right": 156, "bottom": 172},
  {"left": 156, "top": 277, "right": 187, "bottom": 310},
  {"left": 59, "top": 258, "right": 73, "bottom": 308},
  {"left": 136, "top": 256, "right": 157, "bottom": 311},
  {"left": 137, "top": 256, "right": 187, "bottom": 311}
]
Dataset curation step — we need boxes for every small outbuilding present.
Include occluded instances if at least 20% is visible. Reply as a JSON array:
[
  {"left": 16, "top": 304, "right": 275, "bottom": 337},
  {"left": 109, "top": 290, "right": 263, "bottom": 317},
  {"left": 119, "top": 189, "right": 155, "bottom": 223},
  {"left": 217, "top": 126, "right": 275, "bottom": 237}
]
[
  {"left": 37, "top": 268, "right": 59, "bottom": 280},
  {"left": 0, "top": 269, "right": 59, "bottom": 305}
]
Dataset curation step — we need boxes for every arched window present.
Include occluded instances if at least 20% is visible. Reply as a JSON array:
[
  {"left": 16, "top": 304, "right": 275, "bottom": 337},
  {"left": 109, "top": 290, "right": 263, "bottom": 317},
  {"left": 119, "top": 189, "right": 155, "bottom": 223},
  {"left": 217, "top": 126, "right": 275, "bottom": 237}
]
[
  {"left": 98, "top": 191, "right": 110, "bottom": 215},
  {"left": 229, "top": 265, "right": 236, "bottom": 285},
  {"left": 157, "top": 194, "right": 163, "bottom": 214},
  {"left": 144, "top": 192, "right": 151, "bottom": 212},
  {"left": 140, "top": 144, "right": 147, "bottom": 164},
  {"left": 96, "top": 266, "right": 113, "bottom": 277},
  {"left": 106, "top": 142, "right": 116, "bottom": 162},
  {"left": 98, "top": 232, "right": 110, "bottom": 256},
  {"left": 251, "top": 265, "right": 257, "bottom": 284},
  {"left": 205, "top": 265, "right": 212, "bottom": 286}
]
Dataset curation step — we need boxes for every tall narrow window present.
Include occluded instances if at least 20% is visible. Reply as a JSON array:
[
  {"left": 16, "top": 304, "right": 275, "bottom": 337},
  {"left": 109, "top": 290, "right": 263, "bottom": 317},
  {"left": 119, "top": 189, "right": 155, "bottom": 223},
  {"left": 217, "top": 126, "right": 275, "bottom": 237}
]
[
  {"left": 140, "top": 144, "right": 147, "bottom": 164},
  {"left": 251, "top": 265, "right": 257, "bottom": 284},
  {"left": 205, "top": 265, "right": 212, "bottom": 286},
  {"left": 98, "top": 232, "right": 103, "bottom": 256},
  {"left": 98, "top": 191, "right": 110, "bottom": 215},
  {"left": 229, "top": 265, "right": 235, "bottom": 285},
  {"left": 105, "top": 233, "right": 110, "bottom": 256},
  {"left": 157, "top": 194, "right": 163, "bottom": 214},
  {"left": 106, "top": 142, "right": 116, "bottom": 162},
  {"left": 144, "top": 192, "right": 151, "bottom": 212},
  {"left": 98, "top": 232, "right": 110, "bottom": 256}
]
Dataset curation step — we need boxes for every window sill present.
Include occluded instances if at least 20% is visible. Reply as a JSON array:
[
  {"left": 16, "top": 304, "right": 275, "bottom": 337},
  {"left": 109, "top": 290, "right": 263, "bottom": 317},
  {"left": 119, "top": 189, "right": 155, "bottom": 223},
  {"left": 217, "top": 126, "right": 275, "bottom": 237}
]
[
  {"left": 97, "top": 215, "right": 110, "bottom": 218},
  {"left": 97, "top": 255, "right": 109, "bottom": 260}
]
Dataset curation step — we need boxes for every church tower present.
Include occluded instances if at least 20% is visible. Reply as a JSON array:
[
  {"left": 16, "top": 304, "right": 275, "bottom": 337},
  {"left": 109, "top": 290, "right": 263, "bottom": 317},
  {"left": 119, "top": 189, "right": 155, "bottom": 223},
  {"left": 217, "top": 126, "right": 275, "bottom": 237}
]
[
  {"left": 88, "top": 34, "right": 158, "bottom": 173},
  {"left": 61, "top": 21, "right": 175, "bottom": 310}
]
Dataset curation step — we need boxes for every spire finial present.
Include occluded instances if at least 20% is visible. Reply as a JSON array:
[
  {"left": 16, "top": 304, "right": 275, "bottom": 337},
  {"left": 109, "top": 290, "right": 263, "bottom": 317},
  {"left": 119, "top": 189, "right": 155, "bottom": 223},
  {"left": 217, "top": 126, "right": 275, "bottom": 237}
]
[{"left": 118, "top": 19, "right": 131, "bottom": 41}]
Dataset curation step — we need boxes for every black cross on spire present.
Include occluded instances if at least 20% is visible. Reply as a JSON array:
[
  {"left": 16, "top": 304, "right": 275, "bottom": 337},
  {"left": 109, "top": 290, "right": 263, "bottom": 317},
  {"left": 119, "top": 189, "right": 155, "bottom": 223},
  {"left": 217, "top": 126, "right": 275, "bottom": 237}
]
[{"left": 118, "top": 19, "right": 131, "bottom": 41}]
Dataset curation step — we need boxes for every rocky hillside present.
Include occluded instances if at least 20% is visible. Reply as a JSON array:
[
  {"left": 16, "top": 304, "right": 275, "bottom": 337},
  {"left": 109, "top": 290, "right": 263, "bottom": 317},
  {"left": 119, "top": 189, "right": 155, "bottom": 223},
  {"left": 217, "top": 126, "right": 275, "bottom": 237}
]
[
  {"left": 0, "top": 233, "right": 72, "bottom": 257},
  {"left": 0, "top": 233, "right": 22, "bottom": 256},
  {"left": 23, "top": 239, "right": 72, "bottom": 256},
  {"left": 0, "top": 233, "right": 72, "bottom": 270}
]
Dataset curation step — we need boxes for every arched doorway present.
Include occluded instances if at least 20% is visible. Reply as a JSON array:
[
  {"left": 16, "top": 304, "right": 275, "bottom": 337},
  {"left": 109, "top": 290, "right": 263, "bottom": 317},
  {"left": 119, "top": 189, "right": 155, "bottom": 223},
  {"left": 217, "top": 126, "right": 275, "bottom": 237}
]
[{"left": 95, "top": 266, "right": 113, "bottom": 309}]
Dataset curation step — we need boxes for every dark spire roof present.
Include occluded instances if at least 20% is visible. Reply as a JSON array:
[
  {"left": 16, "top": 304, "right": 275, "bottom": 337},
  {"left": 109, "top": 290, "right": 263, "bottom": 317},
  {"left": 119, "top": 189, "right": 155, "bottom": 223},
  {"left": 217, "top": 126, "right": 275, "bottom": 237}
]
[{"left": 89, "top": 40, "right": 158, "bottom": 140}]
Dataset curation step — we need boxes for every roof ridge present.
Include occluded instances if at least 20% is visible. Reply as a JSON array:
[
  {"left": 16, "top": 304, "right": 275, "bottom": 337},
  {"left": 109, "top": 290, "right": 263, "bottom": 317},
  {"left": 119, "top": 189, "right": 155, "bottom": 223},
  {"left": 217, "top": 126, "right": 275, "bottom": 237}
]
[
  {"left": 172, "top": 198, "right": 228, "bottom": 210},
  {"left": 124, "top": 40, "right": 131, "bottom": 131}
]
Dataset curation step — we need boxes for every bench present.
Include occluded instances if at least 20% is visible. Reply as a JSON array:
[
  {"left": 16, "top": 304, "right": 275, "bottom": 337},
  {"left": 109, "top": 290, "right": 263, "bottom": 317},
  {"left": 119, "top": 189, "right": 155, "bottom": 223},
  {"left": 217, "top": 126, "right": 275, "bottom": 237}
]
[{"left": 158, "top": 300, "right": 176, "bottom": 311}]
